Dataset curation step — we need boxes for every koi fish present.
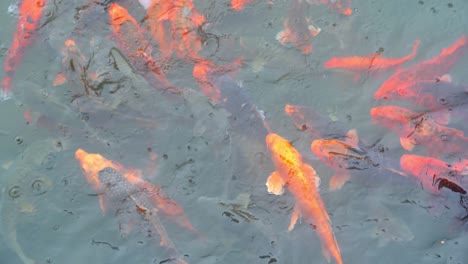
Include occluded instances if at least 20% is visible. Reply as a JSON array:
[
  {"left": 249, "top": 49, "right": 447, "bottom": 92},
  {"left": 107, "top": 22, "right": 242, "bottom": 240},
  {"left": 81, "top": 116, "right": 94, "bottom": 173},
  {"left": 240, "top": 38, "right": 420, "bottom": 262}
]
[
  {"left": 108, "top": 3, "right": 179, "bottom": 94},
  {"left": 74, "top": 149, "right": 198, "bottom": 234},
  {"left": 146, "top": 0, "right": 205, "bottom": 62},
  {"left": 324, "top": 40, "right": 420, "bottom": 73},
  {"left": 311, "top": 129, "right": 381, "bottom": 190},
  {"left": 2, "top": 0, "right": 48, "bottom": 100},
  {"left": 1, "top": 139, "right": 62, "bottom": 264},
  {"left": 306, "top": 0, "right": 352, "bottom": 16},
  {"left": 276, "top": 0, "right": 321, "bottom": 54},
  {"left": 265, "top": 133, "right": 343, "bottom": 264},
  {"left": 400, "top": 154, "right": 466, "bottom": 194},
  {"left": 370, "top": 106, "right": 468, "bottom": 159},
  {"left": 374, "top": 35, "right": 468, "bottom": 100},
  {"left": 285, "top": 104, "right": 350, "bottom": 141},
  {"left": 390, "top": 79, "right": 468, "bottom": 124},
  {"left": 96, "top": 167, "right": 188, "bottom": 264}
]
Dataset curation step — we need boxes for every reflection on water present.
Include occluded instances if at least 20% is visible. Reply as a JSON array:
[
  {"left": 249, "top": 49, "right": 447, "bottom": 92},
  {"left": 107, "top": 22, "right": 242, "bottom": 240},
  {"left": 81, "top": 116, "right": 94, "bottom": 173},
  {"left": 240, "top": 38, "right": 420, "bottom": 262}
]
[{"left": 0, "top": 0, "right": 467, "bottom": 263}]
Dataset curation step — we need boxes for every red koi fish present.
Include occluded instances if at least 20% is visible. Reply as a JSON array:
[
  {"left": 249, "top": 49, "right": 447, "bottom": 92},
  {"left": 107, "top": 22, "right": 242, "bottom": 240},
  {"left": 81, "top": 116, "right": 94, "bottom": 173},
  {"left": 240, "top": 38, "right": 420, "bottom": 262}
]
[
  {"left": 324, "top": 40, "right": 420, "bottom": 73},
  {"left": 108, "top": 3, "right": 179, "bottom": 93},
  {"left": 2, "top": 0, "right": 48, "bottom": 99},
  {"left": 306, "top": 0, "right": 352, "bottom": 16},
  {"left": 374, "top": 35, "right": 468, "bottom": 100},
  {"left": 370, "top": 106, "right": 468, "bottom": 159},
  {"left": 266, "top": 133, "right": 343, "bottom": 264},
  {"left": 276, "top": 0, "right": 321, "bottom": 54},
  {"left": 400, "top": 154, "right": 466, "bottom": 194},
  {"left": 74, "top": 149, "right": 199, "bottom": 241},
  {"left": 145, "top": 0, "right": 177, "bottom": 61},
  {"left": 311, "top": 129, "right": 361, "bottom": 190}
]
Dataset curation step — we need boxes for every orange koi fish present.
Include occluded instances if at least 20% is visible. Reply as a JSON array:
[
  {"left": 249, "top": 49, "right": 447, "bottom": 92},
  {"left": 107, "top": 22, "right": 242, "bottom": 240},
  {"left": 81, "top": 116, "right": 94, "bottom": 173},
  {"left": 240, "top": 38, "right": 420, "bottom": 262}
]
[
  {"left": 146, "top": 0, "right": 205, "bottom": 62},
  {"left": 2, "top": 0, "right": 48, "bottom": 99},
  {"left": 374, "top": 35, "right": 468, "bottom": 100},
  {"left": 324, "top": 40, "right": 420, "bottom": 73},
  {"left": 306, "top": 0, "right": 352, "bottom": 16},
  {"left": 276, "top": 0, "right": 321, "bottom": 54},
  {"left": 400, "top": 154, "right": 466, "bottom": 194},
  {"left": 311, "top": 129, "right": 367, "bottom": 190},
  {"left": 266, "top": 133, "right": 343, "bottom": 264},
  {"left": 108, "top": 3, "right": 179, "bottom": 93},
  {"left": 370, "top": 106, "right": 468, "bottom": 159},
  {"left": 75, "top": 149, "right": 198, "bottom": 252}
]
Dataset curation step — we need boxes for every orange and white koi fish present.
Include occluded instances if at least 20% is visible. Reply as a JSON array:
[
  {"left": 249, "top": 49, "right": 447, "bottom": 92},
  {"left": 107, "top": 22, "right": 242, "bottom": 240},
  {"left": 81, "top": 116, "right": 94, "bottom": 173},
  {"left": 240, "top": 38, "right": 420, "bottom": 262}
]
[
  {"left": 374, "top": 35, "right": 468, "bottom": 100},
  {"left": 75, "top": 149, "right": 198, "bottom": 253},
  {"left": 370, "top": 106, "right": 468, "bottom": 159},
  {"left": 276, "top": 0, "right": 321, "bottom": 54},
  {"left": 108, "top": 3, "right": 179, "bottom": 93},
  {"left": 324, "top": 40, "right": 420, "bottom": 73},
  {"left": 2, "top": 0, "right": 48, "bottom": 100},
  {"left": 400, "top": 154, "right": 466, "bottom": 194},
  {"left": 266, "top": 133, "right": 343, "bottom": 264}
]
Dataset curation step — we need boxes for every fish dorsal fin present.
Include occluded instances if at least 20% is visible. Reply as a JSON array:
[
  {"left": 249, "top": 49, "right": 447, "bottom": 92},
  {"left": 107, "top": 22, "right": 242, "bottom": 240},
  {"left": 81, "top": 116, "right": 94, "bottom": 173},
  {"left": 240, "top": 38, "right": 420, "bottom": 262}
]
[
  {"left": 266, "top": 171, "right": 285, "bottom": 195},
  {"left": 288, "top": 203, "right": 301, "bottom": 231},
  {"left": 345, "top": 129, "right": 359, "bottom": 148},
  {"left": 302, "top": 163, "right": 321, "bottom": 190}
]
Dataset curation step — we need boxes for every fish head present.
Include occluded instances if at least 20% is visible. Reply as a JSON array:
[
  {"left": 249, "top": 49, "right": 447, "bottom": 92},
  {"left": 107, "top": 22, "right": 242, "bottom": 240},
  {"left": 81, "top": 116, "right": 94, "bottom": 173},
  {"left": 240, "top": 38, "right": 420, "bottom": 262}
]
[
  {"left": 400, "top": 154, "right": 429, "bottom": 177},
  {"left": 370, "top": 106, "right": 413, "bottom": 130},
  {"left": 108, "top": 3, "right": 136, "bottom": 29},
  {"left": 266, "top": 133, "right": 302, "bottom": 168}
]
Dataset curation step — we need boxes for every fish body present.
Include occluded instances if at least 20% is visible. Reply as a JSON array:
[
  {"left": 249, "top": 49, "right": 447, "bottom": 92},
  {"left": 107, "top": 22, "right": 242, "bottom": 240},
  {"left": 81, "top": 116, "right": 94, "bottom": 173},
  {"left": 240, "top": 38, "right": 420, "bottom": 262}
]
[
  {"left": 324, "top": 40, "right": 420, "bottom": 72},
  {"left": 75, "top": 149, "right": 195, "bottom": 263},
  {"left": 265, "top": 133, "right": 343, "bottom": 264},
  {"left": 231, "top": 0, "right": 256, "bottom": 10},
  {"left": 393, "top": 80, "right": 468, "bottom": 124},
  {"left": 370, "top": 106, "right": 468, "bottom": 159},
  {"left": 375, "top": 35, "right": 468, "bottom": 100},
  {"left": 2, "top": 0, "right": 48, "bottom": 100},
  {"left": 146, "top": 0, "right": 205, "bottom": 62},
  {"left": 310, "top": 129, "right": 379, "bottom": 190},
  {"left": 1, "top": 139, "right": 61, "bottom": 264},
  {"left": 108, "top": 3, "right": 178, "bottom": 93},
  {"left": 400, "top": 154, "right": 466, "bottom": 194},
  {"left": 276, "top": 0, "right": 320, "bottom": 54}
]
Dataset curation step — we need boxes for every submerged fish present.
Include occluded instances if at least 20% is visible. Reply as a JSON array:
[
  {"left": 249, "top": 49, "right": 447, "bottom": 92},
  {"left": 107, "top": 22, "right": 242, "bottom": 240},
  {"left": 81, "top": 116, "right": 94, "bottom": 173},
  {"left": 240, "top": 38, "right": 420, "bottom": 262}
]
[
  {"left": 266, "top": 133, "right": 343, "bottom": 264},
  {"left": 1, "top": 139, "right": 62, "bottom": 264}
]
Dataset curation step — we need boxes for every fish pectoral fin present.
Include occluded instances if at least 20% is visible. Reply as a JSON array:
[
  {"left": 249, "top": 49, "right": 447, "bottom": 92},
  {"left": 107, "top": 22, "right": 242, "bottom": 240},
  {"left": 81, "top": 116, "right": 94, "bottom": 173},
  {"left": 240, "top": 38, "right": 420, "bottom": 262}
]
[
  {"left": 400, "top": 137, "right": 415, "bottom": 151},
  {"left": 98, "top": 194, "right": 107, "bottom": 215},
  {"left": 53, "top": 71, "right": 67, "bottom": 86},
  {"left": 288, "top": 204, "right": 301, "bottom": 231},
  {"left": 345, "top": 129, "right": 359, "bottom": 148},
  {"left": 329, "top": 172, "right": 350, "bottom": 191},
  {"left": 302, "top": 163, "right": 321, "bottom": 190},
  {"left": 266, "top": 171, "right": 285, "bottom": 195},
  {"left": 321, "top": 244, "right": 332, "bottom": 263}
]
